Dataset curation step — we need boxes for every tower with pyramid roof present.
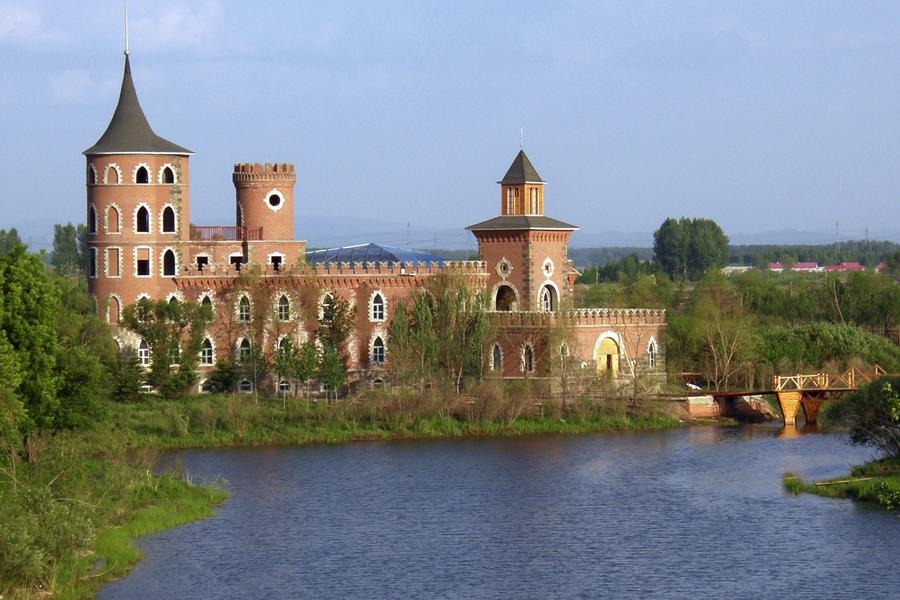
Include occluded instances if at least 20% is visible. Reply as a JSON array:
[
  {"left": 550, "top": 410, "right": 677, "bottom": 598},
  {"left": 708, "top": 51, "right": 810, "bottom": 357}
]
[{"left": 467, "top": 150, "right": 579, "bottom": 313}]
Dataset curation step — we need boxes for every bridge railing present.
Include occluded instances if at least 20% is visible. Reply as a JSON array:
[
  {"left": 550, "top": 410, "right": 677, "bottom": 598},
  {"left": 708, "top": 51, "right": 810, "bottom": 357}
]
[{"left": 773, "top": 365, "right": 885, "bottom": 392}]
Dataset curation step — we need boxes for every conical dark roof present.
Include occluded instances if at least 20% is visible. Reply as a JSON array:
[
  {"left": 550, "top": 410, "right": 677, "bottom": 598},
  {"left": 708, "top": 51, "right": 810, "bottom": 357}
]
[
  {"left": 84, "top": 55, "right": 191, "bottom": 156},
  {"left": 498, "top": 149, "right": 544, "bottom": 184}
]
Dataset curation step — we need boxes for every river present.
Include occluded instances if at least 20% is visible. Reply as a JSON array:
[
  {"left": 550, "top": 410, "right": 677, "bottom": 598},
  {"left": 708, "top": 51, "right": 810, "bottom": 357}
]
[{"left": 99, "top": 426, "right": 900, "bottom": 599}]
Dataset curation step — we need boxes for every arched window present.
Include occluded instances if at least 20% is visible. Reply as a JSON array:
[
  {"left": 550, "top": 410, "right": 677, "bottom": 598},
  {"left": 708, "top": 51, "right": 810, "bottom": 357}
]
[
  {"left": 238, "top": 338, "right": 251, "bottom": 362},
  {"left": 239, "top": 380, "right": 253, "bottom": 393},
  {"left": 105, "top": 164, "right": 121, "bottom": 184},
  {"left": 109, "top": 296, "right": 121, "bottom": 323},
  {"left": 539, "top": 285, "right": 557, "bottom": 313},
  {"left": 163, "top": 250, "right": 176, "bottom": 276},
  {"left": 648, "top": 339, "right": 658, "bottom": 369},
  {"left": 107, "top": 206, "right": 120, "bottom": 233},
  {"left": 495, "top": 285, "right": 516, "bottom": 311},
  {"left": 278, "top": 336, "right": 292, "bottom": 352},
  {"left": 277, "top": 295, "right": 290, "bottom": 321},
  {"left": 238, "top": 296, "right": 251, "bottom": 322},
  {"left": 200, "top": 338, "right": 214, "bottom": 365},
  {"left": 320, "top": 292, "right": 335, "bottom": 320},
  {"left": 492, "top": 343, "right": 503, "bottom": 371},
  {"left": 89, "top": 248, "right": 97, "bottom": 277},
  {"left": 371, "top": 293, "right": 385, "bottom": 321},
  {"left": 278, "top": 380, "right": 291, "bottom": 393},
  {"left": 162, "top": 166, "right": 175, "bottom": 184},
  {"left": 138, "top": 340, "right": 151, "bottom": 366},
  {"left": 88, "top": 205, "right": 97, "bottom": 234},
  {"left": 201, "top": 295, "right": 213, "bottom": 309},
  {"left": 136, "top": 206, "right": 150, "bottom": 233},
  {"left": 88, "top": 165, "right": 97, "bottom": 185},
  {"left": 162, "top": 206, "right": 176, "bottom": 233},
  {"left": 372, "top": 337, "right": 386, "bottom": 364},
  {"left": 136, "top": 166, "right": 149, "bottom": 184},
  {"left": 522, "top": 345, "right": 535, "bottom": 374}
]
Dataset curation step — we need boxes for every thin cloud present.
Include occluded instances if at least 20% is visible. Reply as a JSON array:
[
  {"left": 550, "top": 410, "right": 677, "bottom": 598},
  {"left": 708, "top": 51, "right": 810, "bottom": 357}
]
[
  {"left": 0, "top": 2, "right": 65, "bottom": 45},
  {"left": 51, "top": 70, "right": 118, "bottom": 104},
  {"left": 828, "top": 32, "right": 900, "bottom": 50},
  {"left": 131, "top": 0, "right": 224, "bottom": 53}
]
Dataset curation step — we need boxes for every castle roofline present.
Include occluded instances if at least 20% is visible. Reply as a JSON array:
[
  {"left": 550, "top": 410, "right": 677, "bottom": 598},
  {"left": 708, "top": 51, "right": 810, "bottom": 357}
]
[
  {"left": 466, "top": 215, "right": 578, "bottom": 232},
  {"left": 83, "top": 54, "right": 192, "bottom": 156},
  {"left": 498, "top": 149, "right": 544, "bottom": 184}
]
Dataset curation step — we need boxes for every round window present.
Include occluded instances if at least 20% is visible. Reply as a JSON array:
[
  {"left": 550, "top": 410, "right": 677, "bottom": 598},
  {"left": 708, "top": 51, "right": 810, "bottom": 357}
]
[{"left": 268, "top": 194, "right": 282, "bottom": 208}]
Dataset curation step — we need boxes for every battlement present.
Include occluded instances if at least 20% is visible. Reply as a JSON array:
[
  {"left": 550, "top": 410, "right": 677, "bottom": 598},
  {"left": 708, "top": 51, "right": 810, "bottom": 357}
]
[
  {"left": 312, "top": 260, "right": 486, "bottom": 277},
  {"left": 490, "top": 308, "right": 666, "bottom": 328},
  {"left": 232, "top": 162, "right": 297, "bottom": 182},
  {"left": 175, "top": 259, "right": 487, "bottom": 281}
]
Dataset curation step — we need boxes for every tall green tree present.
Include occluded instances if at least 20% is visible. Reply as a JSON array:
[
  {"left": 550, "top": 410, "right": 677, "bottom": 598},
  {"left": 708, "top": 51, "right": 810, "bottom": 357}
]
[
  {"left": 0, "top": 246, "right": 61, "bottom": 430},
  {"left": 50, "top": 223, "right": 88, "bottom": 275},
  {"left": 824, "top": 377, "right": 900, "bottom": 458},
  {"left": 0, "top": 228, "right": 23, "bottom": 256},
  {"left": 0, "top": 332, "right": 25, "bottom": 455},
  {"left": 317, "top": 294, "right": 356, "bottom": 362},
  {"left": 653, "top": 217, "right": 728, "bottom": 280},
  {"left": 687, "top": 218, "right": 729, "bottom": 279},
  {"left": 653, "top": 218, "right": 690, "bottom": 281},
  {"left": 121, "top": 297, "right": 214, "bottom": 399},
  {"left": 318, "top": 345, "right": 346, "bottom": 398}
]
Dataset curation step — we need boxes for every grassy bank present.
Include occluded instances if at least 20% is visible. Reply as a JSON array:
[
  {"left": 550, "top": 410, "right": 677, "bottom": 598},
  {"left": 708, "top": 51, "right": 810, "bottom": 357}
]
[
  {"left": 99, "top": 391, "right": 685, "bottom": 450},
  {"left": 2, "top": 391, "right": 686, "bottom": 598},
  {"left": 0, "top": 438, "right": 228, "bottom": 599},
  {"left": 783, "top": 457, "right": 900, "bottom": 512}
]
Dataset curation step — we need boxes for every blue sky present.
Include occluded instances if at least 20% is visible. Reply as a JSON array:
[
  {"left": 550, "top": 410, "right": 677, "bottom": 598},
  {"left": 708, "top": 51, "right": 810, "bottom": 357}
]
[{"left": 1, "top": 0, "right": 899, "bottom": 249}]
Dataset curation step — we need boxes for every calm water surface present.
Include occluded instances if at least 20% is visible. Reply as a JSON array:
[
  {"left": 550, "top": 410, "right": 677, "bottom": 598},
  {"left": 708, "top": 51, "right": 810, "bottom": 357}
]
[{"left": 99, "top": 426, "right": 900, "bottom": 599}]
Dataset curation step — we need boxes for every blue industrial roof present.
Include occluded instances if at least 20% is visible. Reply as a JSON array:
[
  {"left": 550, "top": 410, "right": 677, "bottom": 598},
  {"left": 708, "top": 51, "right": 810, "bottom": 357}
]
[{"left": 305, "top": 243, "right": 446, "bottom": 266}]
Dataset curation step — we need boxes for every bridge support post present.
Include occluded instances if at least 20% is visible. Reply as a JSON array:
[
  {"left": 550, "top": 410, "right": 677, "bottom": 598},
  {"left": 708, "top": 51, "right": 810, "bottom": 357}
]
[
  {"left": 800, "top": 395, "right": 824, "bottom": 425},
  {"left": 776, "top": 391, "right": 802, "bottom": 426}
]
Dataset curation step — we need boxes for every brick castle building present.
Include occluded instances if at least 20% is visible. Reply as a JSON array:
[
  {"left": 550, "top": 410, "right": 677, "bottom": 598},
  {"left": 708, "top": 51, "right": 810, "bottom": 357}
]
[{"left": 84, "top": 52, "right": 665, "bottom": 393}]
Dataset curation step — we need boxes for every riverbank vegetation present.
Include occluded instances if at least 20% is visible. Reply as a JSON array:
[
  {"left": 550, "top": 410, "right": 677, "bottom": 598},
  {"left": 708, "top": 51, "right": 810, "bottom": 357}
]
[
  {"left": 784, "top": 377, "right": 900, "bottom": 512},
  {"left": 576, "top": 264, "right": 900, "bottom": 389}
]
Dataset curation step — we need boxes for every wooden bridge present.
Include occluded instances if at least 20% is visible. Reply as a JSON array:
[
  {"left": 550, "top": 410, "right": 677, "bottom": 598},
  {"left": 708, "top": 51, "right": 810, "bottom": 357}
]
[{"left": 772, "top": 365, "right": 887, "bottom": 426}]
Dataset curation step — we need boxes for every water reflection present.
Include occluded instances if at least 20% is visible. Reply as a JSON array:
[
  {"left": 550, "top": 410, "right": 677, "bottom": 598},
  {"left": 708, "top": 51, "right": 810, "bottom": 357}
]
[{"left": 101, "top": 427, "right": 900, "bottom": 600}]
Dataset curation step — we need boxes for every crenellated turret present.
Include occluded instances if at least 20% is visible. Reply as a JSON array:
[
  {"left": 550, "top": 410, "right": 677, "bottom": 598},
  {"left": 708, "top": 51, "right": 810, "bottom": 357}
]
[{"left": 233, "top": 163, "right": 297, "bottom": 241}]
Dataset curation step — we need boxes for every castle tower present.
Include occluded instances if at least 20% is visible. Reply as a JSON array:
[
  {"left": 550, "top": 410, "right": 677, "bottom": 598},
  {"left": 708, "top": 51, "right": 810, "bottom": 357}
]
[
  {"left": 233, "top": 163, "right": 297, "bottom": 242},
  {"left": 467, "top": 150, "right": 578, "bottom": 312},
  {"left": 84, "top": 52, "right": 193, "bottom": 324}
]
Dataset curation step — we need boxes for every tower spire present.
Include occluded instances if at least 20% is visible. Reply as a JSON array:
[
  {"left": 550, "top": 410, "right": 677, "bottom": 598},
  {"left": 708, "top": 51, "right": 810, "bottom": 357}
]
[{"left": 125, "top": 0, "right": 130, "bottom": 55}]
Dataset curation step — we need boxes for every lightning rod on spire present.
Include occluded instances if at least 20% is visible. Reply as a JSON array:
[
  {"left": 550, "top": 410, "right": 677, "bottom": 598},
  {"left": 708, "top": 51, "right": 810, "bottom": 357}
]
[
  {"left": 520, "top": 128, "right": 524, "bottom": 150},
  {"left": 125, "top": 0, "right": 130, "bottom": 55}
]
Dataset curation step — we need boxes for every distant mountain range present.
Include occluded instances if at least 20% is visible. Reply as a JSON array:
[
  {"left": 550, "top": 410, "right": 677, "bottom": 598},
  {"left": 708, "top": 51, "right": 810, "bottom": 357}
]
[{"left": 8, "top": 212, "right": 900, "bottom": 253}]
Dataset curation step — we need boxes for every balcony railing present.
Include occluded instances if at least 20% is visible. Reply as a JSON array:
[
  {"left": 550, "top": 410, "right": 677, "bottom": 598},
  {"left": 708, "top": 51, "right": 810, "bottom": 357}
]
[{"left": 189, "top": 225, "right": 264, "bottom": 241}]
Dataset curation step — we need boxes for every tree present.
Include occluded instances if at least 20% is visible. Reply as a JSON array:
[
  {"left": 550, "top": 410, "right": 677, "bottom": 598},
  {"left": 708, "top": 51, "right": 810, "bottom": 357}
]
[
  {"left": 121, "top": 297, "right": 214, "bottom": 399},
  {"left": 824, "top": 377, "right": 900, "bottom": 458},
  {"left": 0, "top": 246, "right": 61, "bottom": 431},
  {"left": 293, "top": 341, "right": 319, "bottom": 398},
  {"left": 0, "top": 228, "right": 23, "bottom": 256},
  {"left": 203, "top": 359, "right": 240, "bottom": 394},
  {"left": 0, "top": 332, "right": 25, "bottom": 456},
  {"left": 653, "top": 217, "right": 728, "bottom": 281},
  {"left": 687, "top": 218, "right": 729, "bottom": 279},
  {"left": 274, "top": 337, "right": 296, "bottom": 397},
  {"left": 653, "top": 218, "right": 689, "bottom": 281},
  {"left": 50, "top": 223, "right": 88, "bottom": 276},
  {"left": 427, "top": 273, "right": 493, "bottom": 393},
  {"left": 318, "top": 345, "right": 346, "bottom": 399},
  {"left": 110, "top": 349, "right": 145, "bottom": 403},
  {"left": 317, "top": 294, "right": 356, "bottom": 363}
]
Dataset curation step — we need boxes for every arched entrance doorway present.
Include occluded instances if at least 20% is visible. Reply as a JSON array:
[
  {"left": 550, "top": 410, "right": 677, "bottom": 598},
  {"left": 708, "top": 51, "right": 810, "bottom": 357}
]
[
  {"left": 495, "top": 285, "right": 516, "bottom": 311},
  {"left": 596, "top": 337, "right": 619, "bottom": 378}
]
